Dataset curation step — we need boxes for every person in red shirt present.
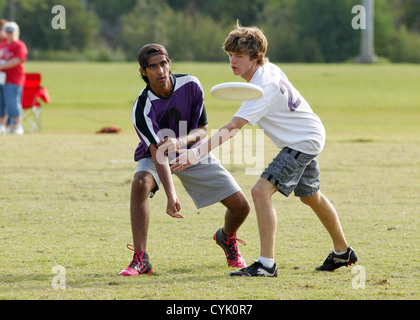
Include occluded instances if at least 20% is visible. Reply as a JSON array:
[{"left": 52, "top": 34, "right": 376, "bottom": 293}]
[{"left": 0, "top": 21, "right": 27, "bottom": 134}]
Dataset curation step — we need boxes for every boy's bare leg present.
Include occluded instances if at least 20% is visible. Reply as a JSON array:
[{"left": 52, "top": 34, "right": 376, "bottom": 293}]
[
  {"left": 300, "top": 190, "right": 348, "bottom": 253},
  {"left": 251, "top": 178, "right": 278, "bottom": 259},
  {"left": 130, "top": 172, "right": 157, "bottom": 251},
  {"left": 220, "top": 190, "right": 250, "bottom": 234}
]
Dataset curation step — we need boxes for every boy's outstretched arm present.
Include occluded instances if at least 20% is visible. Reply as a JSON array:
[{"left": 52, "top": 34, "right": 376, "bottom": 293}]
[{"left": 170, "top": 117, "right": 248, "bottom": 171}]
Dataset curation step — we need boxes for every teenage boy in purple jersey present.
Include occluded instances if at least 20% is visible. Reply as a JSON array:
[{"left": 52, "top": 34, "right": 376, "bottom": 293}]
[
  {"left": 119, "top": 44, "right": 250, "bottom": 276},
  {"left": 170, "top": 24, "right": 358, "bottom": 276}
]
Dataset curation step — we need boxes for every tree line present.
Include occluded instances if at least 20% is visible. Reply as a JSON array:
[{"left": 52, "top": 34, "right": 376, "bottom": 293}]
[{"left": 1, "top": 0, "right": 420, "bottom": 63}]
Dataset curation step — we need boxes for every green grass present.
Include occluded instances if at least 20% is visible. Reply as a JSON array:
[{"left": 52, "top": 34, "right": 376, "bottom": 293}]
[{"left": 0, "top": 62, "right": 419, "bottom": 300}]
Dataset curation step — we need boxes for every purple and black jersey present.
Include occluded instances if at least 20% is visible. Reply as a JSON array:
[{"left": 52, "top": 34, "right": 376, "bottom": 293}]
[{"left": 132, "top": 74, "right": 208, "bottom": 161}]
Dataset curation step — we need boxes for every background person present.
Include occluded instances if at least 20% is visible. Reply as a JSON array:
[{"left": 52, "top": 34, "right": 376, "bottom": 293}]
[
  {"left": 0, "top": 21, "right": 27, "bottom": 135},
  {"left": 0, "top": 19, "right": 7, "bottom": 127}
]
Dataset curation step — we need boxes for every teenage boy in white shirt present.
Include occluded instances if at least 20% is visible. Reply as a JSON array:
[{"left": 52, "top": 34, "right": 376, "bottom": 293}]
[{"left": 169, "top": 24, "right": 357, "bottom": 276}]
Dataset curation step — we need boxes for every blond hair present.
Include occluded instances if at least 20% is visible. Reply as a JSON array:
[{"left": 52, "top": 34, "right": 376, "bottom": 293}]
[{"left": 223, "top": 21, "right": 268, "bottom": 66}]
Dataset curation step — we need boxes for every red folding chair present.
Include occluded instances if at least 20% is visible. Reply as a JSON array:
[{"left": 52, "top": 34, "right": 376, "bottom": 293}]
[{"left": 21, "top": 73, "right": 51, "bottom": 132}]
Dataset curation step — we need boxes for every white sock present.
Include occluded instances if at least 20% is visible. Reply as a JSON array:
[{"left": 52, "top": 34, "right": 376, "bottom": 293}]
[
  {"left": 258, "top": 256, "right": 275, "bottom": 268},
  {"left": 334, "top": 249, "right": 347, "bottom": 255}
]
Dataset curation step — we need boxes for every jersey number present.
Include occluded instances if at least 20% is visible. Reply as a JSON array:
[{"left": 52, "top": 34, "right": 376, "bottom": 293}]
[{"left": 280, "top": 79, "right": 301, "bottom": 111}]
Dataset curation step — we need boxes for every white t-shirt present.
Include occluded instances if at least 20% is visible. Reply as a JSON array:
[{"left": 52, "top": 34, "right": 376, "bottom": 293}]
[{"left": 235, "top": 62, "right": 326, "bottom": 155}]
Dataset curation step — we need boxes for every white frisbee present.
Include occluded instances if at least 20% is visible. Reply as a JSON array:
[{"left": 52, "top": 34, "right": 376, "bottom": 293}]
[{"left": 210, "top": 82, "right": 263, "bottom": 101}]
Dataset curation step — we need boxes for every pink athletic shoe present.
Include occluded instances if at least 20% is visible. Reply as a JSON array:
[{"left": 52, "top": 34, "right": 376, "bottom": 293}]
[
  {"left": 119, "top": 244, "right": 153, "bottom": 276},
  {"left": 213, "top": 228, "right": 247, "bottom": 268}
]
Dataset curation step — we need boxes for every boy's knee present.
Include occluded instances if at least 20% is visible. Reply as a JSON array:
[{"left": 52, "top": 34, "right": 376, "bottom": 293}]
[
  {"left": 251, "top": 184, "right": 264, "bottom": 200},
  {"left": 251, "top": 180, "right": 275, "bottom": 201},
  {"left": 300, "top": 196, "right": 311, "bottom": 206},
  {"left": 223, "top": 191, "right": 251, "bottom": 216},
  {"left": 233, "top": 192, "right": 251, "bottom": 215},
  {"left": 300, "top": 191, "right": 321, "bottom": 206},
  {"left": 239, "top": 197, "right": 251, "bottom": 215},
  {"left": 132, "top": 172, "right": 155, "bottom": 198}
]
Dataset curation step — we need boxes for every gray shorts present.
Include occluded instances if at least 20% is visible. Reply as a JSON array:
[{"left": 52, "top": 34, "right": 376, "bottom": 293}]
[
  {"left": 261, "top": 147, "right": 320, "bottom": 198},
  {"left": 134, "top": 153, "right": 241, "bottom": 209}
]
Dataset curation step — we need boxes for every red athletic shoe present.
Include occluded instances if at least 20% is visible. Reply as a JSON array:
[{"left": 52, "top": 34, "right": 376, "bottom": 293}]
[
  {"left": 213, "top": 228, "right": 247, "bottom": 268},
  {"left": 119, "top": 244, "right": 153, "bottom": 276}
]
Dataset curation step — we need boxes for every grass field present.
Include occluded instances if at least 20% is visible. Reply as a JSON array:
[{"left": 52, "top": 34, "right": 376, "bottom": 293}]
[{"left": 0, "top": 61, "right": 419, "bottom": 301}]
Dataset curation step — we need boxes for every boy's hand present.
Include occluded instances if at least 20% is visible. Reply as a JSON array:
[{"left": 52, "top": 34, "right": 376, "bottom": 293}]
[
  {"left": 157, "top": 137, "right": 180, "bottom": 156},
  {"left": 170, "top": 148, "right": 198, "bottom": 172},
  {"left": 167, "top": 196, "right": 183, "bottom": 219}
]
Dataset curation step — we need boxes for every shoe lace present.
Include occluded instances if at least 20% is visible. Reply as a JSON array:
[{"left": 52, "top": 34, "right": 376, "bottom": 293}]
[
  {"left": 241, "top": 261, "right": 262, "bottom": 273},
  {"left": 126, "top": 244, "right": 144, "bottom": 268},
  {"left": 322, "top": 251, "right": 337, "bottom": 265},
  {"left": 226, "top": 233, "right": 246, "bottom": 258}
]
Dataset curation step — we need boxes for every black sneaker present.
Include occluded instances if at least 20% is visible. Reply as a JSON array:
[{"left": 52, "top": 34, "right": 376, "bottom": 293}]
[
  {"left": 230, "top": 260, "right": 278, "bottom": 277},
  {"left": 315, "top": 247, "right": 358, "bottom": 271},
  {"left": 213, "top": 228, "right": 247, "bottom": 268}
]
